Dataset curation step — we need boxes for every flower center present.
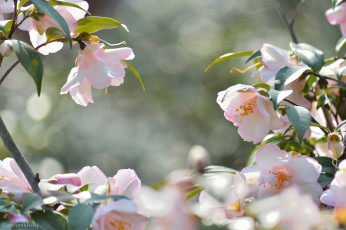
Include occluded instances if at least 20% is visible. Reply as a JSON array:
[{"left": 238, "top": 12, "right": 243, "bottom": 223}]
[
  {"left": 230, "top": 201, "right": 240, "bottom": 211},
  {"left": 235, "top": 102, "right": 257, "bottom": 118},
  {"left": 109, "top": 219, "right": 132, "bottom": 230},
  {"left": 267, "top": 169, "right": 292, "bottom": 190},
  {"left": 0, "top": 175, "right": 8, "bottom": 182}
]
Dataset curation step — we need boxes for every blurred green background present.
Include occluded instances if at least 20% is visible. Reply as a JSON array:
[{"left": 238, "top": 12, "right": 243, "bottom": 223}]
[{"left": 0, "top": 0, "right": 341, "bottom": 185}]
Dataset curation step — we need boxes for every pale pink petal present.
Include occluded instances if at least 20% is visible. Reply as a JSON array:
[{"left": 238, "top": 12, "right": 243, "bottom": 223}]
[
  {"left": 320, "top": 189, "right": 337, "bottom": 206},
  {"left": 6, "top": 213, "right": 29, "bottom": 224},
  {"left": 108, "top": 62, "right": 127, "bottom": 78},
  {"left": 286, "top": 156, "right": 321, "bottom": 184},
  {"left": 109, "top": 169, "right": 141, "bottom": 198},
  {"left": 38, "top": 41, "right": 64, "bottom": 55},
  {"left": 68, "top": 77, "right": 94, "bottom": 106},
  {"left": 261, "top": 43, "right": 291, "bottom": 72},
  {"left": 84, "top": 59, "right": 112, "bottom": 89},
  {"left": 237, "top": 113, "right": 270, "bottom": 144},
  {"left": 60, "top": 67, "right": 85, "bottom": 94},
  {"left": 77, "top": 166, "right": 107, "bottom": 185},
  {"left": 94, "top": 47, "right": 134, "bottom": 65},
  {"left": 111, "top": 77, "right": 124, "bottom": 86},
  {"left": 0, "top": 0, "right": 14, "bottom": 13},
  {"left": 49, "top": 173, "right": 81, "bottom": 186},
  {"left": 199, "top": 190, "right": 223, "bottom": 211},
  {"left": 298, "top": 183, "right": 323, "bottom": 204},
  {"left": 325, "top": 3, "right": 346, "bottom": 25}
]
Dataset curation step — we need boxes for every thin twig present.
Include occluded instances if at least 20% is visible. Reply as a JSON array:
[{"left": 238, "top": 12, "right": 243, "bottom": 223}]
[
  {"left": 312, "top": 72, "right": 346, "bottom": 88},
  {"left": 275, "top": 0, "right": 307, "bottom": 44},
  {"left": 8, "top": 0, "right": 18, "bottom": 39},
  {"left": 322, "top": 106, "right": 335, "bottom": 131},
  {"left": 0, "top": 116, "right": 41, "bottom": 194},
  {"left": 283, "top": 99, "right": 329, "bottom": 136}
]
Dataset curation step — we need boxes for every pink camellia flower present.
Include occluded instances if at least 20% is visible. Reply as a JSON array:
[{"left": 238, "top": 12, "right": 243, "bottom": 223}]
[
  {"left": 137, "top": 185, "right": 199, "bottom": 230},
  {"left": 0, "top": 158, "right": 31, "bottom": 193},
  {"left": 321, "top": 160, "right": 346, "bottom": 206},
  {"left": 198, "top": 172, "right": 248, "bottom": 224},
  {"left": 217, "top": 84, "right": 286, "bottom": 144},
  {"left": 328, "top": 132, "right": 345, "bottom": 159},
  {"left": 6, "top": 213, "right": 29, "bottom": 224},
  {"left": 241, "top": 144, "right": 322, "bottom": 203},
  {"left": 0, "top": 0, "right": 14, "bottom": 20},
  {"left": 325, "top": 2, "right": 346, "bottom": 36},
  {"left": 92, "top": 199, "right": 148, "bottom": 230},
  {"left": 18, "top": 0, "right": 88, "bottom": 55},
  {"left": 252, "top": 43, "right": 296, "bottom": 86},
  {"left": 77, "top": 166, "right": 108, "bottom": 186},
  {"left": 60, "top": 43, "right": 134, "bottom": 106},
  {"left": 249, "top": 186, "right": 320, "bottom": 230}
]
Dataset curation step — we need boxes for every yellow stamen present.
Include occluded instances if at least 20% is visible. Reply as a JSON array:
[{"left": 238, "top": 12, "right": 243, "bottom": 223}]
[{"left": 230, "top": 63, "right": 261, "bottom": 74}]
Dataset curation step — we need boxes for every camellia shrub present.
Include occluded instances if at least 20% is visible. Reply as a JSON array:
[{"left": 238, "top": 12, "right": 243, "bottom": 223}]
[{"left": 0, "top": 0, "right": 345, "bottom": 229}]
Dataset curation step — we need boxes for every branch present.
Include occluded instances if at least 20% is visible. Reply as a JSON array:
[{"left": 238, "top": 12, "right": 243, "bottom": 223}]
[
  {"left": 312, "top": 72, "right": 346, "bottom": 88},
  {"left": 8, "top": 0, "right": 18, "bottom": 39},
  {"left": 275, "top": 0, "right": 307, "bottom": 44},
  {"left": 0, "top": 116, "right": 41, "bottom": 194}
]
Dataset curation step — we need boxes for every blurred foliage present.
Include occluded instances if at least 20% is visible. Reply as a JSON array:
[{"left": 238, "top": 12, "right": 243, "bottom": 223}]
[{"left": 0, "top": 0, "right": 340, "bottom": 185}]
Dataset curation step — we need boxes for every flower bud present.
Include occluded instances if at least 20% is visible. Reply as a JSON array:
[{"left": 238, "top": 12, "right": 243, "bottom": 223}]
[
  {"left": 0, "top": 40, "right": 13, "bottom": 57},
  {"left": 328, "top": 132, "right": 345, "bottom": 159},
  {"left": 187, "top": 145, "right": 210, "bottom": 173}
]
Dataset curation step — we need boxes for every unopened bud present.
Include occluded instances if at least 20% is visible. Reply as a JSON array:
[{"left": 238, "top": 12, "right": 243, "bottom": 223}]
[
  {"left": 188, "top": 145, "right": 210, "bottom": 173},
  {"left": 0, "top": 40, "right": 13, "bottom": 57},
  {"left": 328, "top": 132, "right": 344, "bottom": 159}
]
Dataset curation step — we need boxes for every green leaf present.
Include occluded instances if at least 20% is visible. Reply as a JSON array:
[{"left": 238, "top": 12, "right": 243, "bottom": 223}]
[
  {"left": 335, "top": 120, "right": 346, "bottom": 132},
  {"left": 45, "top": 27, "right": 65, "bottom": 42},
  {"left": 68, "top": 204, "right": 94, "bottom": 230},
  {"left": 31, "top": 211, "right": 68, "bottom": 230},
  {"left": 85, "top": 193, "right": 127, "bottom": 204},
  {"left": 314, "top": 157, "right": 336, "bottom": 187},
  {"left": 290, "top": 43, "right": 324, "bottom": 71},
  {"left": 268, "top": 89, "right": 292, "bottom": 110},
  {"left": 0, "top": 20, "right": 13, "bottom": 36},
  {"left": 47, "top": 0, "right": 90, "bottom": 15},
  {"left": 18, "top": 0, "right": 29, "bottom": 10},
  {"left": 310, "top": 122, "right": 330, "bottom": 133},
  {"left": 76, "top": 16, "right": 126, "bottom": 34},
  {"left": 123, "top": 60, "right": 145, "bottom": 92},
  {"left": 204, "top": 51, "right": 253, "bottom": 72},
  {"left": 204, "top": 165, "right": 237, "bottom": 174},
  {"left": 274, "top": 66, "right": 309, "bottom": 91},
  {"left": 245, "top": 50, "right": 261, "bottom": 64},
  {"left": 185, "top": 187, "right": 203, "bottom": 200},
  {"left": 29, "top": 0, "right": 72, "bottom": 47},
  {"left": 252, "top": 82, "right": 270, "bottom": 90},
  {"left": 336, "top": 36, "right": 346, "bottom": 56},
  {"left": 303, "top": 75, "right": 316, "bottom": 94},
  {"left": 22, "top": 193, "right": 43, "bottom": 214},
  {"left": 12, "top": 40, "right": 43, "bottom": 96},
  {"left": 286, "top": 105, "right": 311, "bottom": 144}
]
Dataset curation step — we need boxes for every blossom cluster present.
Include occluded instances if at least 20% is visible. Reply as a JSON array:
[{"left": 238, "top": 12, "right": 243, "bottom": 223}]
[{"left": 0, "top": 0, "right": 345, "bottom": 229}]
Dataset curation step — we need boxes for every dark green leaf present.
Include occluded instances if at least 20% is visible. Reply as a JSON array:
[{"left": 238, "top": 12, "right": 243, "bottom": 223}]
[
  {"left": 314, "top": 156, "right": 336, "bottom": 187},
  {"left": 31, "top": 211, "right": 68, "bottom": 230},
  {"left": 12, "top": 40, "right": 43, "bottom": 96},
  {"left": 29, "top": 0, "right": 72, "bottom": 47},
  {"left": 303, "top": 74, "right": 316, "bottom": 94},
  {"left": 204, "top": 165, "right": 237, "bottom": 174},
  {"left": 204, "top": 51, "right": 253, "bottom": 72},
  {"left": 335, "top": 120, "right": 346, "bottom": 132},
  {"left": 290, "top": 43, "right": 324, "bottom": 71},
  {"left": 274, "top": 66, "right": 309, "bottom": 91},
  {"left": 22, "top": 193, "right": 43, "bottom": 214},
  {"left": 245, "top": 50, "right": 261, "bottom": 64},
  {"left": 336, "top": 36, "right": 346, "bottom": 56},
  {"left": 76, "top": 16, "right": 126, "bottom": 34},
  {"left": 185, "top": 187, "right": 203, "bottom": 200},
  {"left": 68, "top": 204, "right": 94, "bottom": 230},
  {"left": 268, "top": 89, "right": 292, "bottom": 110},
  {"left": 123, "top": 60, "right": 145, "bottom": 92},
  {"left": 47, "top": 0, "right": 90, "bottom": 15},
  {"left": 286, "top": 105, "right": 311, "bottom": 144}
]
